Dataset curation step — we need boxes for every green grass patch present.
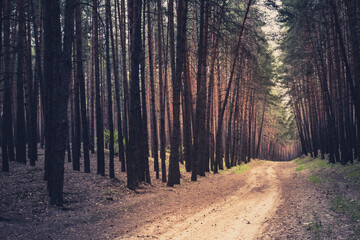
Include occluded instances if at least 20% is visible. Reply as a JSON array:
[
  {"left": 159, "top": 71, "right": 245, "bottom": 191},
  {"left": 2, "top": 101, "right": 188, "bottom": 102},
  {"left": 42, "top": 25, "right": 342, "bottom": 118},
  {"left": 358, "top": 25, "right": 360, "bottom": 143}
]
[
  {"left": 346, "top": 169, "right": 360, "bottom": 179},
  {"left": 308, "top": 174, "right": 322, "bottom": 184},
  {"left": 296, "top": 165, "right": 305, "bottom": 172},
  {"left": 230, "top": 163, "right": 252, "bottom": 174},
  {"left": 293, "top": 156, "right": 333, "bottom": 172},
  {"left": 338, "top": 163, "right": 360, "bottom": 182},
  {"left": 331, "top": 195, "right": 360, "bottom": 222}
]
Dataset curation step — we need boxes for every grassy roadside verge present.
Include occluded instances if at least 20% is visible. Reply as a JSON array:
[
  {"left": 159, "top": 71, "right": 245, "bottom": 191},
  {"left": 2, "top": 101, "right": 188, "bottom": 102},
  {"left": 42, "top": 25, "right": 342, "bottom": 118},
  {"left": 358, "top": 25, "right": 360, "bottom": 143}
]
[
  {"left": 221, "top": 159, "right": 263, "bottom": 175},
  {"left": 293, "top": 155, "right": 360, "bottom": 239}
]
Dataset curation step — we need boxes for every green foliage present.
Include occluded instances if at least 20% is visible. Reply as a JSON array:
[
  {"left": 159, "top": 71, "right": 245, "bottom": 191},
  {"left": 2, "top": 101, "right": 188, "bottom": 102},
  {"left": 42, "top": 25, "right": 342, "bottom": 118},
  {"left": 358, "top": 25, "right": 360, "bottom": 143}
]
[
  {"left": 104, "top": 129, "right": 118, "bottom": 146},
  {"left": 104, "top": 130, "right": 123, "bottom": 155},
  {"left": 165, "top": 145, "right": 171, "bottom": 154}
]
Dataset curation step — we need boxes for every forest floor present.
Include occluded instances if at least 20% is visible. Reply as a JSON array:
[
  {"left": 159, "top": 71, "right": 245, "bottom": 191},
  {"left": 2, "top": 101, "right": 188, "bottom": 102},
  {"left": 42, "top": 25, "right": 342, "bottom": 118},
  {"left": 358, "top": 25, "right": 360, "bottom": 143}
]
[{"left": 1, "top": 151, "right": 360, "bottom": 239}]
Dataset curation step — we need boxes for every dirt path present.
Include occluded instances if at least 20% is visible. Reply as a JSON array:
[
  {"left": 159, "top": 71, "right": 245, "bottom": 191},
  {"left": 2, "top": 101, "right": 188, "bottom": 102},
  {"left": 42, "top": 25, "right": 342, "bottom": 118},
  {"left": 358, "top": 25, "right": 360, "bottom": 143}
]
[
  {"left": 7, "top": 156, "right": 353, "bottom": 239},
  {"left": 119, "top": 161, "right": 294, "bottom": 240}
]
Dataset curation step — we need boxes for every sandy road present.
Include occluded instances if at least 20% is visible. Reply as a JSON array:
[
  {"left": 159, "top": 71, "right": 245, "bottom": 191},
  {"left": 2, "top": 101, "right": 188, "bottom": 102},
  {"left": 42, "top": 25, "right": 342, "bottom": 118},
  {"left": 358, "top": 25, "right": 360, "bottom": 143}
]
[{"left": 120, "top": 161, "right": 294, "bottom": 240}]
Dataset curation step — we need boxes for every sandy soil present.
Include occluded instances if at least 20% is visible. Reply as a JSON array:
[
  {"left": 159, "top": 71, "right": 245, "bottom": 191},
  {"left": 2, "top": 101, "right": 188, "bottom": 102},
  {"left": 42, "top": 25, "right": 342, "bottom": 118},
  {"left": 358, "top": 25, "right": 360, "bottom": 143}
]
[{"left": 119, "top": 161, "right": 288, "bottom": 240}]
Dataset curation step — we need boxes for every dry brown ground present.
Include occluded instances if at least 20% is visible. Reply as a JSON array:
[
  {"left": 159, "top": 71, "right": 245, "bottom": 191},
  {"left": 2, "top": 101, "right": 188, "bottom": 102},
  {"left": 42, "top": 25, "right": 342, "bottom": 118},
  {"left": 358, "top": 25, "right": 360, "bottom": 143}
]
[{"left": 1, "top": 151, "right": 359, "bottom": 239}]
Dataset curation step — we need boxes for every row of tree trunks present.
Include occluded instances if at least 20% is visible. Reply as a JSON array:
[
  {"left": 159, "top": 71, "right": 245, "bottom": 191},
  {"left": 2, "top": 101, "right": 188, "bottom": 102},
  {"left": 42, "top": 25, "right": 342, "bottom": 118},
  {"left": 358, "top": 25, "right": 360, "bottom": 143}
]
[
  {"left": 1, "top": 0, "right": 304, "bottom": 205},
  {"left": 283, "top": 0, "right": 360, "bottom": 164}
]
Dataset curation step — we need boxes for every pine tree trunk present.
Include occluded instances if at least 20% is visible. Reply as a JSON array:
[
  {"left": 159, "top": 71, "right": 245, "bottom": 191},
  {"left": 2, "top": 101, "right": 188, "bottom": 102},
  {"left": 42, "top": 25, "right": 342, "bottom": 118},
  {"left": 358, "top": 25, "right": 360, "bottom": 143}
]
[
  {"left": 140, "top": 1, "right": 150, "bottom": 183},
  {"left": 2, "top": 0, "right": 15, "bottom": 171},
  {"left": 183, "top": 40, "right": 192, "bottom": 172},
  {"left": 73, "top": 47, "right": 81, "bottom": 171},
  {"left": 256, "top": 100, "right": 266, "bottom": 158},
  {"left": 105, "top": 0, "right": 115, "bottom": 179},
  {"left": 120, "top": 0, "right": 130, "bottom": 153},
  {"left": 43, "top": 0, "right": 72, "bottom": 206},
  {"left": 93, "top": 0, "right": 105, "bottom": 176},
  {"left": 156, "top": 0, "right": 167, "bottom": 183},
  {"left": 75, "top": 0, "right": 90, "bottom": 173},
  {"left": 127, "top": 0, "right": 143, "bottom": 189},
  {"left": 147, "top": 0, "right": 160, "bottom": 179},
  {"left": 16, "top": 0, "right": 27, "bottom": 164},
  {"left": 29, "top": 0, "right": 42, "bottom": 166},
  {"left": 168, "top": 0, "right": 187, "bottom": 187},
  {"left": 112, "top": 0, "right": 126, "bottom": 173}
]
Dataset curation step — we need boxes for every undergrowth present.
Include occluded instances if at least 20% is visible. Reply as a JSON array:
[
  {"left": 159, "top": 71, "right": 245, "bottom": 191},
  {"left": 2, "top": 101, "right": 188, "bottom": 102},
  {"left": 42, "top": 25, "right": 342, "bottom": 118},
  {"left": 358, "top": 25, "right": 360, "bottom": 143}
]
[
  {"left": 293, "top": 156, "right": 333, "bottom": 172},
  {"left": 294, "top": 155, "right": 360, "bottom": 239},
  {"left": 308, "top": 175, "right": 323, "bottom": 184},
  {"left": 230, "top": 163, "right": 252, "bottom": 174}
]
